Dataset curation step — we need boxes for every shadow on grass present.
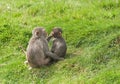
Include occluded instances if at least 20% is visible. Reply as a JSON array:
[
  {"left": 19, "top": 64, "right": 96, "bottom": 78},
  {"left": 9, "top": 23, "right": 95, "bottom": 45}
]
[{"left": 65, "top": 52, "right": 79, "bottom": 59}]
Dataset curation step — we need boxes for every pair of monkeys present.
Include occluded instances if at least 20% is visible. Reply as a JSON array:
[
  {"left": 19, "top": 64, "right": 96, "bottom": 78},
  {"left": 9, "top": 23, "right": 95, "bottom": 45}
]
[{"left": 25, "top": 27, "right": 67, "bottom": 69}]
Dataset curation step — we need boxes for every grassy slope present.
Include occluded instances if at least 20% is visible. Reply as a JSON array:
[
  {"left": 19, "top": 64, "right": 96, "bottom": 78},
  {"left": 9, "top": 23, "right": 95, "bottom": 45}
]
[{"left": 0, "top": 0, "right": 120, "bottom": 84}]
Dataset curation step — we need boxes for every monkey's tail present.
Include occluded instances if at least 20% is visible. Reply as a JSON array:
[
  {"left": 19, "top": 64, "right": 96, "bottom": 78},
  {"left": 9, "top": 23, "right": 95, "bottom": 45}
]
[{"left": 19, "top": 46, "right": 26, "bottom": 55}]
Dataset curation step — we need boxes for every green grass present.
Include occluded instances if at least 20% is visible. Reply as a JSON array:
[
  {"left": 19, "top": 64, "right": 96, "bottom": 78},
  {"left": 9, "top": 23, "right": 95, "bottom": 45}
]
[{"left": 0, "top": 0, "right": 120, "bottom": 84}]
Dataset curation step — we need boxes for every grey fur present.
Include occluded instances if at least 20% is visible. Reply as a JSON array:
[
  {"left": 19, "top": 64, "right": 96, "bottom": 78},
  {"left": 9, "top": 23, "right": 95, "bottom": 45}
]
[{"left": 47, "top": 28, "right": 67, "bottom": 62}]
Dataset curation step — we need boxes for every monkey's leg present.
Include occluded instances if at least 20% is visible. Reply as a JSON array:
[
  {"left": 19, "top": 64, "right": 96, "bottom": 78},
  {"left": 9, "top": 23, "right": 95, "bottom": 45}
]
[
  {"left": 46, "top": 52, "right": 64, "bottom": 61},
  {"left": 42, "top": 58, "right": 50, "bottom": 65}
]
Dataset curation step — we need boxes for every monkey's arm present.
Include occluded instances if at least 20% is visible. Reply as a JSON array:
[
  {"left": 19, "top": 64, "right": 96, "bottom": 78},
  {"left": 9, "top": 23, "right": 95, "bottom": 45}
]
[
  {"left": 45, "top": 52, "right": 64, "bottom": 61},
  {"left": 46, "top": 35, "right": 53, "bottom": 42},
  {"left": 51, "top": 44, "right": 55, "bottom": 53}
]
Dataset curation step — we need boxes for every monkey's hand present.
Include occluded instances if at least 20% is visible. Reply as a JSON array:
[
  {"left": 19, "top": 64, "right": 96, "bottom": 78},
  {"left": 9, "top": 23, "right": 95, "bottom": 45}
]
[
  {"left": 49, "top": 32, "right": 54, "bottom": 37},
  {"left": 47, "top": 34, "right": 53, "bottom": 42}
]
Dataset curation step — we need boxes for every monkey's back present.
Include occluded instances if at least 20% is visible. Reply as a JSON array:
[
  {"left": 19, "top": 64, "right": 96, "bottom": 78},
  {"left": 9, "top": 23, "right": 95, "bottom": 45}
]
[
  {"left": 52, "top": 38, "right": 67, "bottom": 58},
  {"left": 26, "top": 37, "right": 46, "bottom": 67}
]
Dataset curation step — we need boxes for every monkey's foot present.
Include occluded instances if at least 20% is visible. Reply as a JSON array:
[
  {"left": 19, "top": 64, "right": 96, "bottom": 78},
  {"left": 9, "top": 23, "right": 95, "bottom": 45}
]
[
  {"left": 24, "top": 61, "right": 28, "bottom": 65},
  {"left": 28, "top": 67, "right": 32, "bottom": 70},
  {"left": 59, "top": 57, "right": 64, "bottom": 60}
]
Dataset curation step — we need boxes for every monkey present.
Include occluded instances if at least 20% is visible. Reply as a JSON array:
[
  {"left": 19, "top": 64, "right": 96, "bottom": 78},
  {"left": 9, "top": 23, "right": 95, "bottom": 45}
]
[
  {"left": 47, "top": 27, "right": 67, "bottom": 62},
  {"left": 26, "top": 27, "right": 49, "bottom": 68},
  {"left": 25, "top": 27, "right": 63, "bottom": 69}
]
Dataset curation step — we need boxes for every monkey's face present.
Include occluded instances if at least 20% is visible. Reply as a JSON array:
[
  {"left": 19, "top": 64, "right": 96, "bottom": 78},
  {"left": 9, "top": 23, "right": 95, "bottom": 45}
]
[
  {"left": 52, "top": 31, "right": 61, "bottom": 38},
  {"left": 52, "top": 28, "right": 62, "bottom": 38}
]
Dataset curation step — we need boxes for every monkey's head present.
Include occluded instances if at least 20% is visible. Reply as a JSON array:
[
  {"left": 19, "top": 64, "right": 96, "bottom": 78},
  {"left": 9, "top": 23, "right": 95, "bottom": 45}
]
[
  {"left": 52, "top": 28, "right": 62, "bottom": 38},
  {"left": 32, "top": 27, "right": 47, "bottom": 38}
]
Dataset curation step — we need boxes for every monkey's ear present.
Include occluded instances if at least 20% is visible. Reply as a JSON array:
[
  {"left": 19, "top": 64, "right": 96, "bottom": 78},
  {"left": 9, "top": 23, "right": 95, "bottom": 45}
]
[{"left": 35, "top": 31, "right": 39, "bottom": 36}]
